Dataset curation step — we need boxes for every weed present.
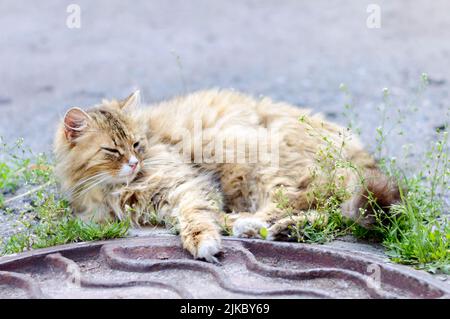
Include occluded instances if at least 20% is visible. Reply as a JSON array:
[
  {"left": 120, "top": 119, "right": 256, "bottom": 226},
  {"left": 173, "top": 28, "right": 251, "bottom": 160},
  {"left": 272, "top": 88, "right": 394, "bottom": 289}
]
[
  {"left": 274, "top": 185, "right": 356, "bottom": 244},
  {"left": 0, "top": 139, "right": 130, "bottom": 255},
  {"left": 375, "top": 130, "right": 449, "bottom": 273},
  {"left": 278, "top": 75, "right": 449, "bottom": 273},
  {"left": 1, "top": 193, "right": 130, "bottom": 255}
]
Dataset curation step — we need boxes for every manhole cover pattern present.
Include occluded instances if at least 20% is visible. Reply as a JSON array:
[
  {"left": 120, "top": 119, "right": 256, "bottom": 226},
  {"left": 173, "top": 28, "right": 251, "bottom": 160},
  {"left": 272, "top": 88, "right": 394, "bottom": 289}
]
[{"left": 0, "top": 236, "right": 448, "bottom": 299}]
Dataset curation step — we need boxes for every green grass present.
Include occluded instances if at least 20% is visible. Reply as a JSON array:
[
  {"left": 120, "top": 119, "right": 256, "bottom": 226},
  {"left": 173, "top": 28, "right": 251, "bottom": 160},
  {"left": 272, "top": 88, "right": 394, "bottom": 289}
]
[
  {"left": 369, "top": 76, "right": 449, "bottom": 274},
  {"left": 375, "top": 131, "right": 449, "bottom": 273},
  {"left": 0, "top": 137, "right": 54, "bottom": 208},
  {"left": 0, "top": 138, "right": 130, "bottom": 255},
  {"left": 277, "top": 75, "right": 449, "bottom": 274},
  {"left": 277, "top": 128, "right": 449, "bottom": 273},
  {"left": 2, "top": 193, "right": 130, "bottom": 255}
]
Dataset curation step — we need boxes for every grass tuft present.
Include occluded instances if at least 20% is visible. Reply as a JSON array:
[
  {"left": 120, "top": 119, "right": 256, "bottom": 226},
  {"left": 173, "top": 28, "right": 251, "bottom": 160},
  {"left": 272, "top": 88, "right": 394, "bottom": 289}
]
[
  {"left": 277, "top": 76, "right": 449, "bottom": 273},
  {"left": 0, "top": 138, "right": 130, "bottom": 255}
]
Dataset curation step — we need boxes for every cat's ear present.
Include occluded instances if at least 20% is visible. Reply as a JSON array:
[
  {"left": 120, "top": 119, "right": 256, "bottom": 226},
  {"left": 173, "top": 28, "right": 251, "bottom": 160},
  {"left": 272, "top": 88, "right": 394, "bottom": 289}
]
[
  {"left": 119, "top": 90, "right": 141, "bottom": 110},
  {"left": 63, "top": 107, "right": 90, "bottom": 142}
]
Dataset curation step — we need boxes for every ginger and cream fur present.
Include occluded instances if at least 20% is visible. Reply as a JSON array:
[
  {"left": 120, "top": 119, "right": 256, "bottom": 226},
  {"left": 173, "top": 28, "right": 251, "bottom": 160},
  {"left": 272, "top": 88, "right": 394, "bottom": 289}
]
[{"left": 54, "top": 89, "right": 400, "bottom": 262}]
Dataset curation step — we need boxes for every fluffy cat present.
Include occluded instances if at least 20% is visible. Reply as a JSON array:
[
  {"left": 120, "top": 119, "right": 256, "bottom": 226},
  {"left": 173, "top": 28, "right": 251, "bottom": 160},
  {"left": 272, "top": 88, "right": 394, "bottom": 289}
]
[{"left": 54, "top": 89, "right": 400, "bottom": 262}]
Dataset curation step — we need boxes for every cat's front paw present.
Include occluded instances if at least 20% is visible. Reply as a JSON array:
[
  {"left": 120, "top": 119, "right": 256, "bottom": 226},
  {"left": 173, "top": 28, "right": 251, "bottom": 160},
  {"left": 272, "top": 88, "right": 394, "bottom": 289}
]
[
  {"left": 232, "top": 217, "right": 269, "bottom": 239},
  {"left": 182, "top": 230, "right": 222, "bottom": 263},
  {"left": 196, "top": 236, "right": 222, "bottom": 263}
]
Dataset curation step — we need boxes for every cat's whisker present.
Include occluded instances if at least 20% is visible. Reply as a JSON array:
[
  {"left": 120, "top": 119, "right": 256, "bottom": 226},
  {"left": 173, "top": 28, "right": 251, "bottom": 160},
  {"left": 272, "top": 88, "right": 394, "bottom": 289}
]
[
  {"left": 71, "top": 178, "right": 108, "bottom": 194},
  {"left": 143, "top": 160, "right": 181, "bottom": 167},
  {"left": 143, "top": 162, "right": 173, "bottom": 166},
  {"left": 143, "top": 157, "right": 180, "bottom": 163},
  {"left": 73, "top": 177, "right": 111, "bottom": 199},
  {"left": 72, "top": 172, "right": 110, "bottom": 188},
  {"left": 143, "top": 159, "right": 179, "bottom": 163},
  {"left": 71, "top": 175, "right": 111, "bottom": 200},
  {"left": 69, "top": 172, "right": 110, "bottom": 196}
]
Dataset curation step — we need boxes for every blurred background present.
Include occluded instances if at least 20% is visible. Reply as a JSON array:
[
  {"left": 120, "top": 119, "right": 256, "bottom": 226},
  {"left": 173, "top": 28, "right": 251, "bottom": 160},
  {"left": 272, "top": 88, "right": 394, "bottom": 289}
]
[{"left": 0, "top": 0, "right": 449, "bottom": 170}]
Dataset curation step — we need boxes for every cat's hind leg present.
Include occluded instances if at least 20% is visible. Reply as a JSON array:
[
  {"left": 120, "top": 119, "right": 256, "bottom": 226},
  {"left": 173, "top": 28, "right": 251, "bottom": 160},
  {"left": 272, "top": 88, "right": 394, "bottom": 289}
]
[
  {"left": 215, "top": 210, "right": 269, "bottom": 239},
  {"left": 231, "top": 215, "right": 270, "bottom": 239},
  {"left": 266, "top": 210, "right": 327, "bottom": 240},
  {"left": 230, "top": 208, "right": 326, "bottom": 240},
  {"left": 230, "top": 203, "right": 281, "bottom": 239}
]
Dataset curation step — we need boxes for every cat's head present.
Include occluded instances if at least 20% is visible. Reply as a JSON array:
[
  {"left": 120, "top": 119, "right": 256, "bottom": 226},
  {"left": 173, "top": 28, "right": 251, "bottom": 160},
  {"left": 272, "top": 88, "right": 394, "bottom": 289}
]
[{"left": 54, "top": 91, "right": 148, "bottom": 189}]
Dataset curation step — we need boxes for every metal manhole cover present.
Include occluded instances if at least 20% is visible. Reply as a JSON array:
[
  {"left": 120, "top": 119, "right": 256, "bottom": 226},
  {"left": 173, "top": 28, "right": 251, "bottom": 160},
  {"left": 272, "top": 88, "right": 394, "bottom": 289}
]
[{"left": 0, "top": 235, "right": 448, "bottom": 299}]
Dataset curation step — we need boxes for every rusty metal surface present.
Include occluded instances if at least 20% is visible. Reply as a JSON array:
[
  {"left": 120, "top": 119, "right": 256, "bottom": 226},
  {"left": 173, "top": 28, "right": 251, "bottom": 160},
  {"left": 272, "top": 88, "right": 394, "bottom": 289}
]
[{"left": 0, "top": 235, "right": 449, "bottom": 299}]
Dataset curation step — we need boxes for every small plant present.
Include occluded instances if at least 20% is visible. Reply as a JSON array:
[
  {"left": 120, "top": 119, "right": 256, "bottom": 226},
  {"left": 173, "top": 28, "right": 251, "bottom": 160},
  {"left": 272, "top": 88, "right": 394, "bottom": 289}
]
[
  {"left": 283, "top": 115, "right": 363, "bottom": 243},
  {"left": 0, "top": 138, "right": 130, "bottom": 255},
  {"left": 274, "top": 184, "right": 357, "bottom": 244},
  {"left": 259, "top": 227, "right": 268, "bottom": 240},
  {"left": 283, "top": 76, "right": 449, "bottom": 274},
  {"left": 0, "top": 137, "right": 53, "bottom": 208},
  {"left": 220, "top": 214, "right": 233, "bottom": 236},
  {"left": 2, "top": 192, "right": 130, "bottom": 255},
  {"left": 375, "top": 130, "right": 449, "bottom": 273},
  {"left": 339, "top": 83, "right": 361, "bottom": 136}
]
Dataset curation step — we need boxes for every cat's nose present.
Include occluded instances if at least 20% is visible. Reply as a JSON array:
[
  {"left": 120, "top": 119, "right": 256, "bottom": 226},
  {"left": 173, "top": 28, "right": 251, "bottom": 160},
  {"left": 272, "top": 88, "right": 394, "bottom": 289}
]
[{"left": 128, "top": 156, "right": 139, "bottom": 171}]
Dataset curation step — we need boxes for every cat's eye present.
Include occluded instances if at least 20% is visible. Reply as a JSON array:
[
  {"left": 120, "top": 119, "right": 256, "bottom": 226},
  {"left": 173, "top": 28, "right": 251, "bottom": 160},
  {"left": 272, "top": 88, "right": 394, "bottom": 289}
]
[
  {"left": 133, "top": 141, "right": 140, "bottom": 149},
  {"left": 101, "top": 147, "right": 121, "bottom": 156}
]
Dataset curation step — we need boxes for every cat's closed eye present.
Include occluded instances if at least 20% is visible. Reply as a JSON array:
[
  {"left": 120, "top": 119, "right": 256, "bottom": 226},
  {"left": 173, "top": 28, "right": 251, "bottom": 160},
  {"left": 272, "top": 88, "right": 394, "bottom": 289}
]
[{"left": 101, "top": 147, "right": 122, "bottom": 157}]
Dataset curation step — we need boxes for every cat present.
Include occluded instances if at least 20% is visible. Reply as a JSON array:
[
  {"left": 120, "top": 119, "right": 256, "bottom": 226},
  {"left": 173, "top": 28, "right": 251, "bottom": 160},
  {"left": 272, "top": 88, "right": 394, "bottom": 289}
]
[{"left": 54, "top": 89, "right": 401, "bottom": 262}]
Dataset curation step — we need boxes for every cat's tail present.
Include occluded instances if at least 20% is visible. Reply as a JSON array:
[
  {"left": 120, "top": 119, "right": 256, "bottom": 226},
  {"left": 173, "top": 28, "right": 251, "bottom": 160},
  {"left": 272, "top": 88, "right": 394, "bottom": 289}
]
[{"left": 341, "top": 168, "right": 403, "bottom": 228}]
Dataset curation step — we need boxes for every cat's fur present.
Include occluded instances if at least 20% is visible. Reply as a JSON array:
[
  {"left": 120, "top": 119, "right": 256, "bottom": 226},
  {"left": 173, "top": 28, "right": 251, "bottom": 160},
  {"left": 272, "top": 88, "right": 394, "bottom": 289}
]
[{"left": 54, "top": 89, "right": 400, "bottom": 262}]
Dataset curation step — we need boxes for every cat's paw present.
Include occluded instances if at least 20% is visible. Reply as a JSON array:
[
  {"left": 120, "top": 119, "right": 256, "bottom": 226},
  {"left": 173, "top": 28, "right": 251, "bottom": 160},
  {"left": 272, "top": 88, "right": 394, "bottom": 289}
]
[
  {"left": 232, "top": 217, "right": 269, "bottom": 239},
  {"left": 181, "top": 225, "right": 222, "bottom": 263},
  {"left": 196, "top": 236, "right": 222, "bottom": 263}
]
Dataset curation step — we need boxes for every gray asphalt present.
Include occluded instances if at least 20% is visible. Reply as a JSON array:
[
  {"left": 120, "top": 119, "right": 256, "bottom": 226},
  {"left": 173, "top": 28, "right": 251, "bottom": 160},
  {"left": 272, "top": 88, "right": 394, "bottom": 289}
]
[{"left": 0, "top": 0, "right": 449, "bottom": 169}]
